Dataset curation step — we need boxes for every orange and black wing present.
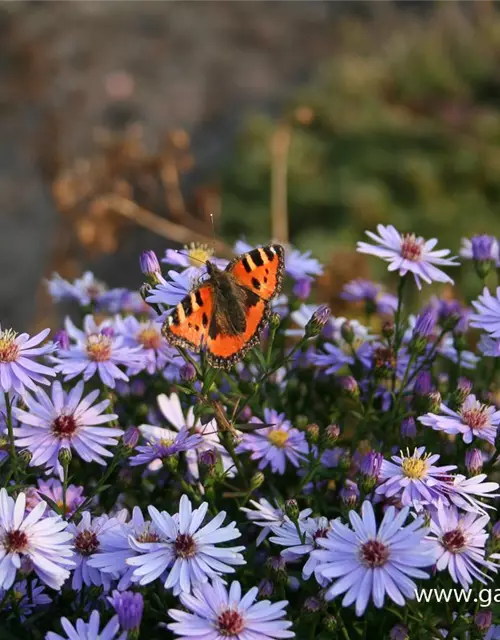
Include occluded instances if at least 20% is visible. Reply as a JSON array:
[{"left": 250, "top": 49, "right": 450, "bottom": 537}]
[
  {"left": 228, "top": 244, "right": 285, "bottom": 302},
  {"left": 162, "top": 285, "right": 213, "bottom": 352}
]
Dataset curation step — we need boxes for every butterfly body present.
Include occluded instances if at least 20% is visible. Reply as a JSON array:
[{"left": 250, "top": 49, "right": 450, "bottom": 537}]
[{"left": 163, "top": 245, "right": 285, "bottom": 368}]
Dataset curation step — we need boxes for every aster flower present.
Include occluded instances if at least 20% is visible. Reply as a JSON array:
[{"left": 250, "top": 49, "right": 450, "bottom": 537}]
[
  {"left": 460, "top": 236, "right": 500, "bottom": 266},
  {"left": 313, "top": 501, "right": 432, "bottom": 616},
  {"left": 26, "top": 478, "right": 85, "bottom": 517},
  {"left": 479, "top": 335, "right": 500, "bottom": 358},
  {"left": 341, "top": 279, "right": 397, "bottom": 314},
  {"left": 0, "top": 326, "right": 55, "bottom": 395},
  {"left": 470, "top": 287, "right": 500, "bottom": 337},
  {"left": 0, "top": 488, "right": 74, "bottom": 591},
  {"left": 309, "top": 342, "right": 355, "bottom": 374},
  {"left": 107, "top": 590, "right": 144, "bottom": 632},
  {"left": 0, "top": 577, "right": 52, "bottom": 621},
  {"left": 13, "top": 380, "right": 123, "bottom": 476},
  {"left": 129, "top": 425, "right": 202, "bottom": 467},
  {"left": 375, "top": 447, "right": 456, "bottom": 511},
  {"left": 126, "top": 495, "right": 245, "bottom": 595},
  {"left": 269, "top": 516, "right": 335, "bottom": 583},
  {"left": 357, "top": 225, "right": 458, "bottom": 289},
  {"left": 168, "top": 579, "right": 294, "bottom": 639},
  {"left": 47, "top": 271, "right": 107, "bottom": 306},
  {"left": 51, "top": 316, "right": 145, "bottom": 388},
  {"left": 421, "top": 394, "right": 500, "bottom": 446},
  {"left": 427, "top": 504, "right": 499, "bottom": 588},
  {"left": 88, "top": 506, "right": 161, "bottom": 590},
  {"left": 241, "top": 498, "right": 312, "bottom": 546},
  {"left": 146, "top": 269, "right": 197, "bottom": 308},
  {"left": 46, "top": 611, "right": 125, "bottom": 640},
  {"left": 236, "top": 409, "right": 308, "bottom": 475},
  {"left": 67, "top": 511, "right": 125, "bottom": 591},
  {"left": 441, "top": 474, "right": 500, "bottom": 515}
]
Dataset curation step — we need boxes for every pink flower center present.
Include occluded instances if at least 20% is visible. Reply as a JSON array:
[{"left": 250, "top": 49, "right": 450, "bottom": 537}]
[
  {"left": 0, "top": 329, "right": 19, "bottom": 363},
  {"left": 460, "top": 406, "right": 489, "bottom": 430},
  {"left": 360, "top": 539, "right": 390, "bottom": 567},
  {"left": 217, "top": 609, "right": 245, "bottom": 636},
  {"left": 86, "top": 334, "right": 112, "bottom": 362},
  {"left": 5, "top": 529, "right": 29, "bottom": 553},
  {"left": 401, "top": 234, "right": 423, "bottom": 262},
  {"left": 174, "top": 533, "right": 197, "bottom": 558},
  {"left": 312, "top": 528, "right": 329, "bottom": 544},
  {"left": 442, "top": 528, "right": 467, "bottom": 553},
  {"left": 137, "top": 327, "right": 162, "bottom": 350},
  {"left": 51, "top": 414, "right": 78, "bottom": 439},
  {"left": 75, "top": 530, "right": 99, "bottom": 555}
]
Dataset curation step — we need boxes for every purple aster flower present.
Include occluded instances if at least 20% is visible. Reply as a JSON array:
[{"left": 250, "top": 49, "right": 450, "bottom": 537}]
[
  {"left": 114, "top": 315, "right": 182, "bottom": 376},
  {"left": 13, "top": 380, "right": 123, "bottom": 476},
  {"left": 412, "top": 308, "right": 437, "bottom": 340},
  {"left": 67, "top": 511, "right": 124, "bottom": 591},
  {"left": 236, "top": 409, "right": 308, "bottom": 475},
  {"left": 341, "top": 279, "right": 397, "bottom": 314},
  {"left": 46, "top": 611, "right": 125, "bottom": 640},
  {"left": 414, "top": 371, "right": 433, "bottom": 395},
  {"left": 292, "top": 277, "right": 313, "bottom": 300},
  {"left": 427, "top": 504, "right": 499, "bottom": 588},
  {"left": 360, "top": 451, "right": 384, "bottom": 480},
  {"left": 168, "top": 578, "right": 294, "bottom": 639},
  {"left": 88, "top": 506, "right": 161, "bottom": 591},
  {"left": 357, "top": 225, "right": 458, "bottom": 289},
  {"left": 401, "top": 417, "right": 417, "bottom": 439},
  {"left": 441, "top": 474, "right": 499, "bottom": 515},
  {"left": 269, "top": 516, "right": 335, "bottom": 583},
  {"left": 313, "top": 501, "right": 432, "bottom": 616},
  {"left": 51, "top": 316, "right": 145, "bottom": 388},
  {"left": 419, "top": 395, "right": 500, "bottom": 446},
  {"left": 241, "top": 498, "right": 312, "bottom": 546},
  {"left": 470, "top": 287, "right": 500, "bottom": 337},
  {"left": 139, "top": 249, "right": 161, "bottom": 279},
  {"left": 107, "top": 590, "right": 144, "bottom": 632},
  {"left": 126, "top": 495, "right": 245, "bottom": 595},
  {"left": 375, "top": 447, "right": 456, "bottom": 511},
  {"left": 339, "top": 481, "right": 360, "bottom": 507},
  {"left": 26, "top": 479, "right": 85, "bottom": 517},
  {"left": 0, "top": 488, "right": 74, "bottom": 591},
  {"left": 129, "top": 425, "right": 202, "bottom": 467},
  {"left": 0, "top": 326, "right": 55, "bottom": 395},
  {"left": 479, "top": 335, "right": 500, "bottom": 358},
  {"left": 460, "top": 236, "right": 500, "bottom": 266},
  {"left": 309, "top": 343, "right": 354, "bottom": 374},
  {"left": 146, "top": 269, "right": 197, "bottom": 307},
  {"left": 47, "top": 271, "right": 107, "bottom": 306},
  {"left": 0, "top": 578, "right": 51, "bottom": 620}
]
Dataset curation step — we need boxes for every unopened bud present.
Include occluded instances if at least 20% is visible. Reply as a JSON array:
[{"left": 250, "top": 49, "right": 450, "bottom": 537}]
[
  {"left": 58, "top": 448, "right": 72, "bottom": 466},
  {"left": 284, "top": 499, "right": 299, "bottom": 520},
  {"left": 339, "top": 376, "right": 359, "bottom": 400},
  {"left": 339, "top": 453, "right": 352, "bottom": 472},
  {"left": 123, "top": 427, "right": 140, "bottom": 449},
  {"left": 258, "top": 579, "right": 274, "bottom": 598},
  {"left": 267, "top": 556, "right": 288, "bottom": 584},
  {"left": 323, "top": 424, "right": 340, "bottom": 447},
  {"left": 401, "top": 417, "right": 416, "bottom": 439},
  {"left": 54, "top": 329, "right": 70, "bottom": 350},
  {"left": 305, "top": 424, "right": 320, "bottom": 446},
  {"left": 414, "top": 371, "right": 432, "bottom": 396},
  {"left": 373, "top": 346, "right": 396, "bottom": 379},
  {"left": 199, "top": 449, "right": 217, "bottom": 471},
  {"left": 180, "top": 363, "right": 197, "bottom": 382},
  {"left": 302, "top": 597, "right": 322, "bottom": 614},
  {"left": 305, "top": 305, "right": 331, "bottom": 338},
  {"left": 296, "top": 415, "right": 309, "bottom": 430},
  {"left": 140, "top": 250, "right": 162, "bottom": 284},
  {"left": 164, "top": 455, "right": 179, "bottom": 473},
  {"left": 465, "top": 448, "right": 483, "bottom": 476},
  {"left": 390, "top": 624, "right": 409, "bottom": 640},
  {"left": 381, "top": 319, "right": 394, "bottom": 340},
  {"left": 472, "top": 235, "right": 495, "bottom": 280},
  {"left": 269, "top": 313, "right": 281, "bottom": 331},
  {"left": 322, "top": 615, "right": 337, "bottom": 633},
  {"left": 340, "top": 320, "right": 354, "bottom": 345},
  {"left": 18, "top": 449, "right": 32, "bottom": 468},
  {"left": 360, "top": 451, "right": 383, "bottom": 492},
  {"left": 474, "top": 610, "right": 492, "bottom": 633},
  {"left": 250, "top": 472, "right": 265, "bottom": 491},
  {"left": 427, "top": 390, "right": 442, "bottom": 414},
  {"left": 456, "top": 377, "right": 472, "bottom": 404},
  {"left": 339, "top": 481, "right": 359, "bottom": 508}
]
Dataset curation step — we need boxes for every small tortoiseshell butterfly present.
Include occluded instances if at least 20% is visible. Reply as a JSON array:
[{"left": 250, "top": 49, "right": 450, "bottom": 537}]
[{"left": 162, "top": 244, "right": 285, "bottom": 368}]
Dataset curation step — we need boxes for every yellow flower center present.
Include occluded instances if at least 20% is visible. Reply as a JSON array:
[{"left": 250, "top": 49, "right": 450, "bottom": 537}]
[
  {"left": 268, "top": 429, "right": 289, "bottom": 448},
  {"left": 401, "top": 457, "right": 427, "bottom": 479},
  {"left": 0, "top": 329, "right": 19, "bottom": 363},
  {"left": 86, "top": 334, "right": 112, "bottom": 362},
  {"left": 185, "top": 242, "right": 214, "bottom": 267},
  {"left": 137, "top": 327, "right": 162, "bottom": 350},
  {"left": 159, "top": 438, "right": 175, "bottom": 448}
]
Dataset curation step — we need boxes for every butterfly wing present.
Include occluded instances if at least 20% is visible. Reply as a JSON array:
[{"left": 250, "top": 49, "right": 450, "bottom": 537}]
[
  {"left": 227, "top": 244, "right": 285, "bottom": 301},
  {"left": 162, "top": 285, "right": 213, "bottom": 352}
]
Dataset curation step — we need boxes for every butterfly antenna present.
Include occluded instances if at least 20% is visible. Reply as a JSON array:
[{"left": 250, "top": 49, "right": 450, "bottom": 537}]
[
  {"left": 210, "top": 212, "right": 217, "bottom": 254},
  {"left": 171, "top": 249, "right": 206, "bottom": 267}
]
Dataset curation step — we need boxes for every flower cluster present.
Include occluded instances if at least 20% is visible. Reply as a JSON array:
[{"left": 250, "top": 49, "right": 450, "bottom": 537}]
[{"left": 1, "top": 230, "right": 500, "bottom": 640}]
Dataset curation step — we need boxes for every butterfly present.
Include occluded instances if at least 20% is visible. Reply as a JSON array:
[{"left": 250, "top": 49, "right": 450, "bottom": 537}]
[{"left": 162, "top": 244, "right": 285, "bottom": 369}]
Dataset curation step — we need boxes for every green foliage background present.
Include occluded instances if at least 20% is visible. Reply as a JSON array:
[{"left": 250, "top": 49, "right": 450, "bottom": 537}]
[{"left": 219, "top": 4, "right": 500, "bottom": 292}]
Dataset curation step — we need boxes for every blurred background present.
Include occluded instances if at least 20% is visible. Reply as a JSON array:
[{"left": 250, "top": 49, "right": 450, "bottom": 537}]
[{"left": 2, "top": 1, "right": 500, "bottom": 331}]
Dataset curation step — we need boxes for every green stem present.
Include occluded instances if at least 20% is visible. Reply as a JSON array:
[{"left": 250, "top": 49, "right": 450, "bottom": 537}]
[
  {"left": 3, "top": 392, "right": 18, "bottom": 483},
  {"left": 62, "top": 460, "right": 69, "bottom": 519},
  {"left": 391, "top": 276, "right": 407, "bottom": 392},
  {"left": 70, "top": 452, "right": 122, "bottom": 521}
]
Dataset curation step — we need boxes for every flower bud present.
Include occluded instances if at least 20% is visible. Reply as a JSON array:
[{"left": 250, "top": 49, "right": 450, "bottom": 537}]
[
  {"left": 414, "top": 371, "right": 432, "bottom": 396},
  {"left": 360, "top": 451, "right": 383, "bottom": 479},
  {"left": 250, "top": 472, "right": 265, "bottom": 491},
  {"left": 284, "top": 499, "right": 300, "bottom": 520},
  {"left": 305, "top": 424, "right": 320, "bottom": 446},
  {"left": 339, "top": 453, "right": 352, "bottom": 472},
  {"left": 269, "top": 312, "right": 281, "bottom": 331},
  {"left": 108, "top": 590, "right": 144, "bottom": 632},
  {"left": 199, "top": 449, "right": 217, "bottom": 470},
  {"left": 455, "top": 377, "right": 472, "bottom": 404},
  {"left": 164, "top": 455, "right": 179, "bottom": 473},
  {"left": 410, "top": 309, "right": 436, "bottom": 355},
  {"left": 339, "top": 376, "right": 359, "bottom": 400},
  {"left": 401, "top": 417, "right": 416, "bottom": 439},
  {"left": 474, "top": 610, "right": 492, "bottom": 633},
  {"left": 54, "top": 329, "right": 70, "bottom": 350},
  {"left": 267, "top": 556, "right": 287, "bottom": 584},
  {"left": 140, "top": 250, "right": 162, "bottom": 282},
  {"left": 18, "top": 449, "right": 32, "bottom": 468},
  {"left": 302, "top": 596, "right": 322, "bottom": 614},
  {"left": 339, "top": 481, "right": 359, "bottom": 508},
  {"left": 465, "top": 448, "right": 483, "bottom": 476},
  {"left": 293, "top": 278, "right": 312, "bottom": 301},
  {"left": 427, "top": 390, "right": 442, "bottom": 414},
  {"left": 323, "top": 424, "right": 340, "bottom": 447},
  {"left": 340, "top": 320, "right": 354, "bottom": 345},
  {"left": 390, "top": 624, "right": 409, "bottom": 640},
  {"left": 239, "top": 405, "right": 252, "bottom": 421},
  {"left": 58, "top": 448, "right": 72, "bottom": 466},
  {"left": 372, "top": 346, "right": 396, "bottom": 379},
  {"left": 305, "top": 305, "right": 331, "bottom": 338},
  {"left": 472, "top": 235, "right": 495, "bottom": 279},
  {"left": 492, "top": 520, "right": 500, "bottom": 541},
  {"left": 322, "top": 615, "right": 337, "bottom": 633},
  {"left": 296, "top": 415, "right": 309, "bottom": 430},
  {"left": 123, "top": 427, "right": 140, "bottom": 450},
  {"left": 180, "top": 363, "right": 197, "bottom": 382},
  {"left": 381, "top": 319, "right": 394, "bottom": 340},
  {"left": 258, "top": 579, "right": 274, "bottom": 598}
]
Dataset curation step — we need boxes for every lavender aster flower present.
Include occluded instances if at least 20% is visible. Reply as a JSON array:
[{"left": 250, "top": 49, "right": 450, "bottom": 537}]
[
  {"left": 427, "top": 504, "right": 499, "bottom": 588},
  {"left": 146, "top": 269, "right": 196, "bottom": 307},
  {"left": 412, "top": 308, "right": 437, "bottom": 341},
  {"left": 460, "top": 236, "right": 500, "bottom": 265},
  {"left": 375, "top": 447, "right": 456, "bottom": 511},
  {"left": 357, "top": 225, "right": 458, "bottom": 289},
  {"left": 0, "top": 578, "right": 51, "bottom": 620},
  {"left": 236, "top": 409, "right": 308, "bottom": 475},
  {"left": 0, "top": 326, "right": 55, "bottom": 395},
  {"left": 107, "top": 590, "right": 144, "bottom": 632},
  {"left": 68, "top": 511, "right": 124, "bottom": 591},
  {"left": 168, "top": 578, "right": 294, "bottom": 639},
  {"left": 127, "top": 495, "right": 245, "bottom": 595},
  {"left": 341, "top": 279, "right": 397, "bottom": 314},
  {"left": 47, "top": 271, "right": 108, "bottom": 306},
  {"left": 441, "top": 474, "right": 499, "bottom": 515},
  {"left": 52, "top": 316, "right": 145, "bottom": 388},
  {"left": 479, "top": 335, "right": 500, "bottom": 358},
  {"left": 13, "top": 380, "right": 123, "bottom": 476},
  {"left": 46, "top": 611, "right": 125, "bottom": 640},
  {"left": 139, "top": 249, "right": 161, "bottom": 279},
  {"left": 26, "top": 478, "right": 85, "bottom": 517},
  {"left": 129, "top": 426, "right": 202, "bottom": 467},
  {"left": 0, "top": 488, "right": 74, "bottom": 590},
  {"left": 419, "top": 395, "right": 500, "bottom": 446},
  {"left": 313, "top": 501, "right": 432, "bottom": 616},
  {"left": 241, "top": 498, "right": 312, "bottom": 546},
  {"left": 470, "top": 287, "right": 500, "bottom": 337}
]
